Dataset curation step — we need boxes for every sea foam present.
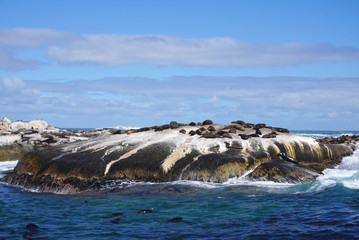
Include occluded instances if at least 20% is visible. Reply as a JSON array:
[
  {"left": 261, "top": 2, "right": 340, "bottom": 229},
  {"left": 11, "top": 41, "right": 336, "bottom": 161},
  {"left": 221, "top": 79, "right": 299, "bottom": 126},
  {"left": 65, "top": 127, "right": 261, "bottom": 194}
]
[
  {"left": 0, "top": 160, "right": 18, "bottom": 178},
  {"left": 305, "top": 144, "right": 359, "bottom": 192}
]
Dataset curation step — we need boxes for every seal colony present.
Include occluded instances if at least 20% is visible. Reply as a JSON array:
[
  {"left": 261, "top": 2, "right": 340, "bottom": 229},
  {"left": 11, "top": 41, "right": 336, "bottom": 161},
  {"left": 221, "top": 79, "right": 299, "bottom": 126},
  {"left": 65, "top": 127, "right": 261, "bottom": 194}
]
[{"left": 1, "top": 118, "right": 358, "bottom": 194}]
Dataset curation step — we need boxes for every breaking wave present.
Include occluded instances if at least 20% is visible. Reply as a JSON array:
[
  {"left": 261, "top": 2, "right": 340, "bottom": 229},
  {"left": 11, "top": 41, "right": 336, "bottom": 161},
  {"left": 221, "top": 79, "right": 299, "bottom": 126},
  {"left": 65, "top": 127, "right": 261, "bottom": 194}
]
[
  {"left": 0, "top": 160, "right": 18, "bottom": 178},
  {"left": 292, "top": 130, "right": 359, "bottom": 139},
  {"left": 309, "top": 144, "right": 359, "bottom": 191}
]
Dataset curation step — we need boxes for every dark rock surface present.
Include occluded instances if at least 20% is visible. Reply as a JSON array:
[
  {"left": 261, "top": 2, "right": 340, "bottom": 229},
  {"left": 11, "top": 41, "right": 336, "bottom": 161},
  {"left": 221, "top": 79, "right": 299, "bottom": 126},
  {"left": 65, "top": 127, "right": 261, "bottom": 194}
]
[
  {"left": 317, "top": 135, "right": 359, "bottom": 145},
  {"left": 247, "top": 160, "right": 318, "bottom": 183},
  {"left": 166, "top": 217, "right": 184, "bottom": 222},
  {"left": 0, "top": 143, "right": 30, "bottom": 162}
]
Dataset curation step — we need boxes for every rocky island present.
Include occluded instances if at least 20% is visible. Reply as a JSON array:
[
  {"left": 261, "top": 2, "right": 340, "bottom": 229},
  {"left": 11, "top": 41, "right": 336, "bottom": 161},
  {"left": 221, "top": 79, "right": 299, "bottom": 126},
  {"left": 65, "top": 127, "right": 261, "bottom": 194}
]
[{"left": 0, "top": 118, "right": 358, "bottom": 194}]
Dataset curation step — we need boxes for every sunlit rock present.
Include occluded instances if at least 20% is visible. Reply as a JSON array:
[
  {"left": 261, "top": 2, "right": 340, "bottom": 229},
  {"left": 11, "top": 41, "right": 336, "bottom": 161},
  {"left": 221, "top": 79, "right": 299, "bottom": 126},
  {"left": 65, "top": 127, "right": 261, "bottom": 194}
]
[{"left": 1, "top": 119, "right": 358, "bottom": 193}]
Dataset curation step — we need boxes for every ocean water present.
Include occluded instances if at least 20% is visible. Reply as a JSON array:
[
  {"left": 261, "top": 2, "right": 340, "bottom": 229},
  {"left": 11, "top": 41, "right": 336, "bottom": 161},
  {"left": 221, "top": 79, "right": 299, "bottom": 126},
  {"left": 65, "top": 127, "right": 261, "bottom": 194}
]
[{"left": 1, "top": 131, "right": 359, "bottom": 239}]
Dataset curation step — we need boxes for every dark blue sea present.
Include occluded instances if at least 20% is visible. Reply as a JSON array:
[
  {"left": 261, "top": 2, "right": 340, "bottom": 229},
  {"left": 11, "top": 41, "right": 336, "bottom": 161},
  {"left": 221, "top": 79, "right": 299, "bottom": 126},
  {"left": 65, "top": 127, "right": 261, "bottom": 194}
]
[{"left": 1, "top": 131, "right": 359, "bottom": 239}]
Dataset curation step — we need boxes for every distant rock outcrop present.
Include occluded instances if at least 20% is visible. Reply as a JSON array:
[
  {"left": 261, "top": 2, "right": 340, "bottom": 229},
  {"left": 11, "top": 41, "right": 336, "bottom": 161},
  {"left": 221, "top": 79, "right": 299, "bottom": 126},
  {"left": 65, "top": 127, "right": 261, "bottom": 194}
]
[
  {"left": 0, "top": 117, "right": 107, "bottom": 161},
  {"left": 317, "top": 135, "right": 359, "bottom": 145}
]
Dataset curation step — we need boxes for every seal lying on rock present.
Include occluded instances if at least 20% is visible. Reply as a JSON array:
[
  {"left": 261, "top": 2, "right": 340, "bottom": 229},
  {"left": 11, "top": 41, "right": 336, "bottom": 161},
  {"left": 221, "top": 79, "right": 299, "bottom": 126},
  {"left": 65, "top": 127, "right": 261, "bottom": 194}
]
[
  {"left": 277, "top": 152, "right": 299, "bottom": 164},
  {"left": 1, "top": 119, "right": 357, "bottom": 193}
]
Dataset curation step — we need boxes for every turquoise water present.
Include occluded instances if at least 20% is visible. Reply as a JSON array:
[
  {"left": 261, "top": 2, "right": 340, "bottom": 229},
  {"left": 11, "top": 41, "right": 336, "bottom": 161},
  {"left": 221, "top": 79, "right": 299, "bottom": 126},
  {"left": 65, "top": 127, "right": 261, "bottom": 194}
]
[{"left": 1, "top": 131, "right": 359, "bottom": 239}]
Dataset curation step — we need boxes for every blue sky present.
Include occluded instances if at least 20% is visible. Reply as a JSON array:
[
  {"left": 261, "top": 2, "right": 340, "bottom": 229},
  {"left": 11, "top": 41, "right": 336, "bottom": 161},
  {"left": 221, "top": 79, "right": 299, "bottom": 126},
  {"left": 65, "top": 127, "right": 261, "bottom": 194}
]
[{"left": 0, "top": 0, "right": 358, "bottom": 130}]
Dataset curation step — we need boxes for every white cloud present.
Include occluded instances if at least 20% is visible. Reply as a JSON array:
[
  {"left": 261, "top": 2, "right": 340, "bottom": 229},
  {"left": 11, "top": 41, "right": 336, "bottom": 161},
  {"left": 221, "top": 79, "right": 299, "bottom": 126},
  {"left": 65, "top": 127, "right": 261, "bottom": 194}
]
[
  {"left": 0, "top": 77, "right": 39, "bottom": 109},
  {"left": 47, "top": 35, "right": 359, "bottom": 66},
  {"left": 0, "top": 28, "right": 76, "bottom": 48},
  {"left": 209, "top": 95, "right": 220, "bottom": 104},
  {"left": 0, "top": 28, "right": 76, "bottom": 71},
  {"left": 0, "top": 28, "right": 358, "bottom": 71},
  {"left": 1, "top": 76, "right": 25, "bottom": 89},
  {"left": 0, "top": 76, "right": 28, "bottom": 96}
]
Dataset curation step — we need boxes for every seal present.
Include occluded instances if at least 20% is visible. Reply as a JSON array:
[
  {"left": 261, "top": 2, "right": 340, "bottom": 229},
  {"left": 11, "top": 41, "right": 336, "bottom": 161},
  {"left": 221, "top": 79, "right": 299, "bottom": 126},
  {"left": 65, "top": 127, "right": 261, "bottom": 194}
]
[
  {"left": 137, "top": 209, "right": 154, "bottom": 214},
  {"left": 239, "top": 134, "right": 249, "bottom": 140},
  {"left": 277, "top": 153, "right": 299, "bottom": 164}
]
